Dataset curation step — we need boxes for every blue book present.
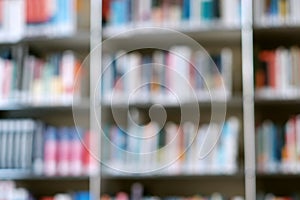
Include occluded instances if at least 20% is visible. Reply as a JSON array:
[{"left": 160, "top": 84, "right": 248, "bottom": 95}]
[
  {"left": 74, "top": 192, "right": 92, "bottom": 200},
  {"left": 269, "top": 0, "right": 278, "bottom": 16},
  {"left": 51, "top": 0, "right": 73, "bottom": 25},
  {"left": 182, "top": 0, "right": 191, "bottom": 20},
  {"left": 141, "top": 54, "right": 152, "bottom": 93},
  {"left": 110, "top": 0, "right": 129, "bottom": 25},
  {"left": 201, "top": 0, "right": 214, "bottom": 21}
]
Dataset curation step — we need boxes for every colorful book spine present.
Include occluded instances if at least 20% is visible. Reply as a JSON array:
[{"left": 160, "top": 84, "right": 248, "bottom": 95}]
[
  {"left": 0, "top": 119, "right": 93, "bottom": 177},
  {"left": 0, "top": 49, "right": 84, "bottom": 105},
  {"left": 255, "top": 0, "right": 300, "bottom": 25},
  {"left": 102, "top": 46, "right": 233, "bottom": 104},
  {"left": 105, "top": 0, "right": 241, "bottom": 27},
  {"left": 256, "top": 115, "right": 300, "bottom": 174},
  {"left": 255, "top": 46, "right": 300, "bottom": 98},
  {"left": 102, "top": 117, "right": 240, "bottom": 175}
]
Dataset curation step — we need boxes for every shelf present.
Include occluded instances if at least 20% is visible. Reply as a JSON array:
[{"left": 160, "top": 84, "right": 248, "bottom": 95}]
[
  {"left": 0, "top": 100, "right": 90, "bottom": 112},
  {"left": 0, "top": 31, "right": 90, "bottom": 50},
  {"left": 257, "top": 173, "right": 300, "bottom": 179},
  {"left": 102, "top": 23, "right": 241, "bottom": 50},
  {"left": 254, "top": 26, "right": 300, "bottom": 44},
  {"left": 101, "top": 96, "right": 242, "bottom": 108},
  {"left": 101, "top": 172, "right": 244, "bottom": 181},
  {"left": 0, "top": 169, "right": 90, "bottom": 181}
]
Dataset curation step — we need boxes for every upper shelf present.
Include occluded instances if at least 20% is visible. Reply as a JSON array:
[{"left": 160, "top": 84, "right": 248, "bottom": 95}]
[
  {"left": 0, "top": 99, "right": 90, "bottom": 112},
  {"left": 101, "top": 172, "right": 244, "bottom": 181},
  {"left": 0, "top": 169, "right": 90, "bottom": 181},
  {"left": 101, "top": 95, "right": 242, "bottom": 109},
  {"left": 102, "top": 22, "right": 241, "bottom": 48},
  {"left": 0, "top": 31, "right": 90, "bottom": 50}
]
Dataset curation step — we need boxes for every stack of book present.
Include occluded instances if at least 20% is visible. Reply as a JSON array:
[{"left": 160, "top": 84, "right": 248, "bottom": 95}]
[
  {"left": 0, "top": 119, "right": 98, "bottom": 177},
  {"left": 102, "top": 46, "right": 232, "bottom": 104},
  {"left": 256, "top": 116, "right": 300, "bottom": 174},
  {"left": 255, "top": 0, "right": 300, "bottom": 26},
  {"left": 102, "top": 117, "right": 239, "bottom": 175},
  {"left": 0, "top": 49, "right": 83, "bottom": 106},
  {"left": 103, "top": 0, "right": 241, "bottom": 28},
  {"left": 255, "top": 46, "right": 300, "bottom": 99},
  {"left": 0, "top": 181, "right": 91, "bottom": 200}
]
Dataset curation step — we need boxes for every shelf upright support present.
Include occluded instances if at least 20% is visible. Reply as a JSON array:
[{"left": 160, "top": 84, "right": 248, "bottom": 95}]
[
  {"left": 90, "top": 0, "right": 102, "bottom": 199},
  {"left": 241, "top": 0, "right": 256, "bottom": 199}
]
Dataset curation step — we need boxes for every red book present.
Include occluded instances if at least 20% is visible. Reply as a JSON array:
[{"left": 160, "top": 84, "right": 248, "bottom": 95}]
[
  {"left": 26, "top": 0, "right": 53, "bottom": 23},
  {"left": 82, "top": 130, "right": 99, "bottom": 175},
  {"left": 102, "top": 0, "right": 110, "bottom": 23},
  {"left": 259, "top": 50, "right": 276, "bottom": 89}
]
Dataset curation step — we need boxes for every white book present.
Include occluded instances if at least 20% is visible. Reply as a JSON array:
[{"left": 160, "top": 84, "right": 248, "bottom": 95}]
[
  {"left": 275, "top": 48, "right": 283, "bottom": 92},
  {"left": 164, "top": 122, "right": 180, "bottom": 173},
  {"left": 169, "top": 46, "right": 192, "bottom": 101},
  {"left": 126, "top": 124, "right": 141, "bottom": 172},
  {"left": 223, "top": 117, "right": 239, "bottom": 173},
  {"left": 194, "top": 50, "right": 211, "bottom": 98},
  {"left": 0, "top": 59, "right": 4, "bottom": 103},
  {"left": 195, "top": 124, "right": 208, "bottom": 173},
  {"left": 2, "top": 0, "right": 25, "bottom": 42},
  {"left": 128, "top": 52, "right": 141, "bottom": 102},
  {"left": 61, "top": 51, "right": 76, "bottom": 103},
  {"left": 136, "top": 0, "right": 151, "bottom": 24},
  {"left": 115, "top": 50, "right": 127, "bottom": 100},
  {"left": 152, "top": 51, "right": 164, "bottom": 98},
  {"left": 253, "top": 0, "right": 264, "bottom": 26},
  {"left": 13, "top": 120, "right": 22, "bottom": 169},
  {"left": 221, "top": 48, "right": 233, "bottom": 98},
  {"left": 6, "top": 120, "right": 14, "bottom": 168},
  {"left": 190, "top": 0, "right": 201, "bottom": 24},
  {"left": 102, "top": 54, "right": 113, "bottom": 102},
  {"left": 279, "top": 48, "right": 289, "bottom": 95},
  {"left": 183, "top": 122, "right": 197, "bottom": 173},
  {"left": 0, "top": 121, "right": 6, "bottom": 168},
  {"left": 222, "top": 0, "right": 240, "bottom": 26}
]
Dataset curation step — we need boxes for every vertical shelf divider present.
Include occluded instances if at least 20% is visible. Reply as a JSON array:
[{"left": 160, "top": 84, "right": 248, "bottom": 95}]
[
  {"left": 241, "top": 0, "right": 256, "bottom": 199},
  {"left": 90, "top": 0, "right": 102, "bottom": 199}
]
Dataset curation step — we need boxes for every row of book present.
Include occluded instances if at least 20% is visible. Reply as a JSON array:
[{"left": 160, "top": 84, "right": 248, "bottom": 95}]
[
  {"left": 0, "top": 0, "right": 81, "bottom": 42},
  {"left": 101, "top": 183, "right": 244, "bottom": 200},
  {"left": 256, "top": 116, "right": 300, "bottom": 173},
  {"left": 102, "top": 117, "right": 239, "bottom": 175},
  {"left": 254, "top": 0, "right": 300, "bottom": 26},
  {"left": 0, "top": 181, "right": 91, "bottom": 200},
  {"left": 102, "top": 47, "right": 232, "bottom": 104},
  {"left": 0, "top": 119, "right": 98, "bottom": 177},
  {"left": 0, "top": 48, "right": 83, "bottom": 106},
  {"left": 103, "top": 0, "right": 241, "bottom": 28},
  {"left": 255, "top": 46, "right": 300, "bottom": 99}
]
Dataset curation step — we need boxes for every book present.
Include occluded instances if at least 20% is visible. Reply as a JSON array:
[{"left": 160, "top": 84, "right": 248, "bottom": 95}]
[
  {"left": 102, "top": 47, "right": 233, "bottom": 104},
  {"left": 0, "top": 49, "right": 84, "bottom": 105},
  {"left": 255, "top": 46, "right": 300, "bottom": 98},
  {"left": 102, "top": 118, "right": 240, "bottom": 175},
  {"left": 104, "top": 0, "right": 241, "bottom": 28}
]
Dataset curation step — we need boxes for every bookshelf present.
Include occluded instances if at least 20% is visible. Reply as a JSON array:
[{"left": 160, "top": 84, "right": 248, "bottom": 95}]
[
  {"left": 5, "top": 0, "right": 300, "bottom": 199},
  {"left": 97, "top": 0, "right": 245, "bottom": 200},
  {"left": 253, "top": 0, "right": 300, "bottom": 199},
  {"left": 0, "top": 0, "right": 94, "bottom": 199}
]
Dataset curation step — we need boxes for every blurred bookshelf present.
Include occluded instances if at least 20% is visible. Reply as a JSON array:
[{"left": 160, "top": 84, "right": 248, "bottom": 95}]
[
  {"left": 253, "top": 0, "right": 300, "bottom": 198},
  {"left": 0, "top": 0, "right": 94, "bottom": 199},
  {"left": 98, "top": 0, "right": 245, "bottom": 199},
  {"left": 5, "top": 0, "right": 300, "bottom": 199}
]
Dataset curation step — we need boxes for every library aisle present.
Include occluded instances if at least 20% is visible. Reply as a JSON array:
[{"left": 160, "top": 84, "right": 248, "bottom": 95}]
[{"left": 2, "top": 0, "right": 300, "bottom": 200}]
